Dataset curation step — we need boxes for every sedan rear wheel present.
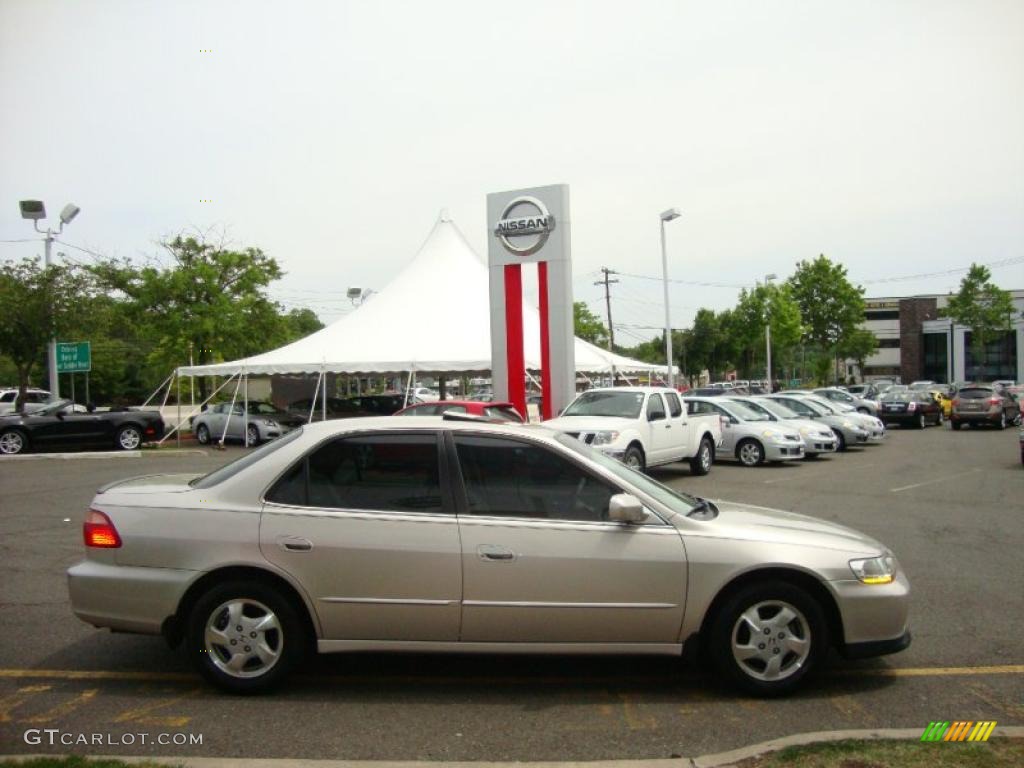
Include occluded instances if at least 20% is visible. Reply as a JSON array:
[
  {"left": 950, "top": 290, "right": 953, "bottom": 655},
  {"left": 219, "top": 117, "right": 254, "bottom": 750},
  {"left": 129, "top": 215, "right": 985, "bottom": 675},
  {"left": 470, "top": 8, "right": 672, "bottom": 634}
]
[
  {"left": 116, "top": 425, "right": 142, "bottom": 450},
  {"left": 195, "top": 424, "right": 210, "bottom": 445},
  {"left": 0, "top": 429, "right": 27, "bottom": 455},
  {"left": 998, "top": 412, "right": 1007, "bottom": 430},
  {"left": 737, "top": 439, "right": 765, "bottom": 467},
  {"left": 187, "top": 580, "right": 305, "bottom": 694},
  {"left": 710, "top": 580, "right": 828, "bottom": 696}
]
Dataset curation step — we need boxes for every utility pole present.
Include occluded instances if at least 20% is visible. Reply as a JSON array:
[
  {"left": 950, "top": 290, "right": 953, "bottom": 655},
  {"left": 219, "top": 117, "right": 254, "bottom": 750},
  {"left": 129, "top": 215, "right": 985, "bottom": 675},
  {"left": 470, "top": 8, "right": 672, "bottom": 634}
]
[{"left": 594, "top": 268, "right": 618, "bottom": 383}]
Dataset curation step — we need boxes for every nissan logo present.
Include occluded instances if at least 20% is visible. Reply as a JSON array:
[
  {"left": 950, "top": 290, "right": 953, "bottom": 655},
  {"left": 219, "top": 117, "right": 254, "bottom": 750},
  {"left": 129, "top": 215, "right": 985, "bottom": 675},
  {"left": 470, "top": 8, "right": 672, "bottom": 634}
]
[{"left": 494, "top": 196, "right": 555, "bottom": 256}]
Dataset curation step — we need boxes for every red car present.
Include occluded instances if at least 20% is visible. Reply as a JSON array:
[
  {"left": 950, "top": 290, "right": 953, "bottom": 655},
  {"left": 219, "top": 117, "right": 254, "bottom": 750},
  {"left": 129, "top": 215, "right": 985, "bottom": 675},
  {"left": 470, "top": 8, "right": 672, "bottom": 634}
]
[{"left": 393, "top": 400, "right": 524, "bottom": 422}]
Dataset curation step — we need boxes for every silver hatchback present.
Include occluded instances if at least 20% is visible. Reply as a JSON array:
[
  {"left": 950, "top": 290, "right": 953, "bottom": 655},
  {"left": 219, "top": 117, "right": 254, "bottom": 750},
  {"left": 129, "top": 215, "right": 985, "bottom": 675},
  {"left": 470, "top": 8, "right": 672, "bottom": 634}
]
[{"left": 68, "top": 417, "right": 910, "bottom": 696}]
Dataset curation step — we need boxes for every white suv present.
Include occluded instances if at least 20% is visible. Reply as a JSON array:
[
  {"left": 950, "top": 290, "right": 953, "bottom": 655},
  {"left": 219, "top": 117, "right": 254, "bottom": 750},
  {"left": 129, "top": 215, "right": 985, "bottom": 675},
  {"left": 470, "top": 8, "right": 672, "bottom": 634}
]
[{"left": 0, "top": 388, "right": 52, "bottom": 415}]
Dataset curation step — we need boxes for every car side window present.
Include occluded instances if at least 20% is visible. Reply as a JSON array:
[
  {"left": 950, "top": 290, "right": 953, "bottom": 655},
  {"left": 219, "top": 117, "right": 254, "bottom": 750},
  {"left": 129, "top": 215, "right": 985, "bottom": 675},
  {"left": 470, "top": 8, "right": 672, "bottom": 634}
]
[
  {"left": 0, "top": 392, "right": 15, "bottom": 403},
  {"left": 646, "top": 394, "right": 666, "bottom": 421},
  {"left": 27, "top": 392, "right": 49, "bottom": 403},
  {"left": 404, "top": 405, "right": 435, "bottom": 415},
  {"left": 437, "top": 404, "right": 467, "bottom": 415},
  {"left": 454, "top": 436, "right": 618, "bottom": 523},
  {"left": 665, "top": 392, "right": 682, "bottom": 418}
]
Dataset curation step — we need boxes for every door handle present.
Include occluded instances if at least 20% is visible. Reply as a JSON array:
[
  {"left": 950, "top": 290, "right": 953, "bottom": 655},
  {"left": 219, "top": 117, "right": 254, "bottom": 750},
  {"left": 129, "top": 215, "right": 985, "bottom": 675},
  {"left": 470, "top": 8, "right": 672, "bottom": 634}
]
[
  {"left": 279, "top": 536, "right": 313, "bottom": 553},
  {"left": 477, "top": 544, "right": 515, "bottom": 562},
  {"left": 664, "top": 424, "right": 671, "bottom": 429}
]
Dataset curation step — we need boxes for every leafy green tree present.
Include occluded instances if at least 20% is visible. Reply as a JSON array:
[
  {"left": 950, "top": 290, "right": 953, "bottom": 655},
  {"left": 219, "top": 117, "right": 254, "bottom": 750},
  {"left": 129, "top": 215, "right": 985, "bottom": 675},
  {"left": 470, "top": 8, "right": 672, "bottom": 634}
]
[
  {"left": 729, "top": 284, "right": 804, "bottom": 378},
  {"left": 90, "top": 234, "right": 285, "bottom": 399},
  {"left": 283, "top": 308, "right": 324, "bottom": 340},
  {"left": 0, "top": 258, "right": 94, "bottom": 411},
  {"left": 942, "top": 264, "right": 1015, "bottom": 371},
  {"left": 838, "top": 328, "right": 877, "bottom": 379},
  {"left": 573, "top": 301, "right": 609, "bottom": 347},
  {"left": 788, "top": 255, "right": 866, "bottom": 383}
]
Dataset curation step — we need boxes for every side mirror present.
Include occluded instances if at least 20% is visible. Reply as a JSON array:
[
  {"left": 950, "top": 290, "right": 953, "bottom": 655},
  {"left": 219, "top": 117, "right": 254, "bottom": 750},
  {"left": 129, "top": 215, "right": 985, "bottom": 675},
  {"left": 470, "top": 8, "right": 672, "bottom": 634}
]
[
  {"left": 56, "top": 410, "right": 65, "bottom": 420},
  {"left": 607, "top": 493, "right": 649, "bottom": 524}
]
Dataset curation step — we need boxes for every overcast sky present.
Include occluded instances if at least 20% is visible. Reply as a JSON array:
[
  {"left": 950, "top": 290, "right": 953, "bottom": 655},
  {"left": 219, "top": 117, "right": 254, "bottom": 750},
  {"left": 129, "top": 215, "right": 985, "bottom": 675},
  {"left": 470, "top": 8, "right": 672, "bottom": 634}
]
[{"left": 2, "top": 0, "right": 1022, "bottom": 346}]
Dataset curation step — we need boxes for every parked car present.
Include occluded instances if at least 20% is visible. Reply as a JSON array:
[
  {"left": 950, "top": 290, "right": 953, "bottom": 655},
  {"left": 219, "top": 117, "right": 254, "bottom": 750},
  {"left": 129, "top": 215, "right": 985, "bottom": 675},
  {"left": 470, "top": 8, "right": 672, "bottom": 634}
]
[
  {"left": 813, "top": 387, "right": 879, "bottom": 416},
  {"left": 408, "top": 386, "right": 439, "bottom": 402},
  {"left": 0, "top": 399, "right": 164, "bottom": 455},
  {"left": 950, "top": 385, "right": 1020, "bottom": 430},
  {"left": 684, "top": 397, "right": 804, "bottom": 466},
  {"left": 192, "top": 401, "right": 304, "bottom": 446},
  {"left": 395, "top": 400, "right": 524, "bottom": 422},
  {"left": 544, "top": 386, "right": 724, "bottom": 474},
  {"left": 784, "top": 393, "right": 886, "bottom": 443},
  {"left": 0, "top": 387, "right": 52, "bottom": 415},
  {"left": 285, "top": 396, "right": 376, "bottom": 420},
  {"left": 727, "top": 397, "right": 838, "bottom": 457},
  {"left": 845, "top": 384, "right": 880, "bottom": 400},
  {"left": 878, "top": 391, "right": 943, "bottom": 429},
  {"left": 765, "top": 394, "right": 869, "bottom": 451},
  {"left": 68, "top": 417, "right": 910, "bottom": 696}
]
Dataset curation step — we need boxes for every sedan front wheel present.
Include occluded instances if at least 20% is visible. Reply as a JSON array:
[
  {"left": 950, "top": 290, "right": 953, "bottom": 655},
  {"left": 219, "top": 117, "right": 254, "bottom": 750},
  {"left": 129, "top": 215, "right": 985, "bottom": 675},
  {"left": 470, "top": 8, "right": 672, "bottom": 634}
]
[{"left": 710, "top": 580, "right": 828, "bottom": 696}]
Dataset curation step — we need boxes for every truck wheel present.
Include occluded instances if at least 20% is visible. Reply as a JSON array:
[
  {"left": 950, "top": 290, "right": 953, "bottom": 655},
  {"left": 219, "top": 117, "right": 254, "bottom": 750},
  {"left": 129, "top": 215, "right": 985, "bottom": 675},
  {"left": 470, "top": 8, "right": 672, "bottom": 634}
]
[
  {"left": 689, "top": 437, "right": 713, "bottom": 476},
  {"left": 737, "top": 439, "right": 765, "bottom": 467},
  {"left": 623, "top": 445, "right": 645, "bottom": 472}
]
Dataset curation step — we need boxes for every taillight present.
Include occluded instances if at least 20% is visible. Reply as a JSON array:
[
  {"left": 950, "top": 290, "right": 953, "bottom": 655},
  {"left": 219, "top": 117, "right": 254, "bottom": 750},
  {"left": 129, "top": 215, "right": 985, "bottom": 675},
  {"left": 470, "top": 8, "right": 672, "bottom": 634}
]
[
  {"left": 907, "top": 402, "right": 916, "bottom": 411},
  {"left": 989, "top": 397, "right": 1002, "bottom": 406},
  {"left": 84, "top": 509, "right": 121, "bottom": 548},
  {"left": 952, "top": 399, "right": 960, "bottom": 407}
]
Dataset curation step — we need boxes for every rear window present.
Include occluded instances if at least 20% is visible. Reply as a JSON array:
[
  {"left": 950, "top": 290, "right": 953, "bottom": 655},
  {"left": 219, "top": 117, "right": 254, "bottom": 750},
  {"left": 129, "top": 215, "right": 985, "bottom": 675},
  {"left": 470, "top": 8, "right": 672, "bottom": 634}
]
[{"left": 958, "top": 388, "right": 992, "bottom": 399}]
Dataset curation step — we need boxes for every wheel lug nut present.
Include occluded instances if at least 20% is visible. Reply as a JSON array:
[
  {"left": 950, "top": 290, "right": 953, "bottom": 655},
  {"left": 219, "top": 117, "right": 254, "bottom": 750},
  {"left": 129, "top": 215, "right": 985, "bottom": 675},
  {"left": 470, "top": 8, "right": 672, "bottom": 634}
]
[
  {"left": 763, "top": 628, "right": 770, "bottom": 635},
  {"left": 236, "top": 625, "right": 243, "bottom": 632},
  {"left": 773, "top": 648, "right": 780, "bottom": 654},
  {"left": 779, "top": 633, "right": 785, "bottom": 639},
  {"left": 245, "top": 645, "right": 251, "bottom": 652},
  {"left": 250, "top": 632, "right": 257, "bottom": 638},
  {"left": 230, "top": 639, "right": 237, "bottom": 645},
  {"left": 758, "top": 643, "right": 765, "bottom": 650}
]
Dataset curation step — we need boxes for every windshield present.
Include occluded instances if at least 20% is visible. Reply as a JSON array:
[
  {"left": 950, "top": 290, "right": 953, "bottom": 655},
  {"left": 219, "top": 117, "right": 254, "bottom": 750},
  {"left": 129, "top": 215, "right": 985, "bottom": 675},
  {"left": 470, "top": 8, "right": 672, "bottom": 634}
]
[
  {"left": 804, "top": 396, "right": 843, "bottom": 414},
  {"left": 250, "top": 402, "right": 279, "bottom": 415},
  {"left": 723, "top": 400, "right": 771, "bottom": 422},
  {"left": 191, "top": 428, "right": 303, "bottom": 488},
  {"left": 751, "top": 398, "right": 799, "bottom": 420},
  {"left": 555, "top": 433, "right": 698, "bottom": 513},
  {"left": 562, "top": 391, "right": 645, "bottom": 419},
  {"left": 779, "top": 397, "right": 826, "bottom": 417},
  {"left": 31, "top": 399, "right": 71, "bottom": 416},
  {"left": 880, "top": 391, "right": 910, "bottom": 402}
]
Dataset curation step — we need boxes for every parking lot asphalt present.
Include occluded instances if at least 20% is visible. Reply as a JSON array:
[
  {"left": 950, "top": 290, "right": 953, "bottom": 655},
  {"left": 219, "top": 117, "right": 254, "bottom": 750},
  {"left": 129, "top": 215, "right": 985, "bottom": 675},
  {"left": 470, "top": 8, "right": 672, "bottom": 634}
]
[{"left": 0, "top": 425, "right": 1021, "bottom": 761}]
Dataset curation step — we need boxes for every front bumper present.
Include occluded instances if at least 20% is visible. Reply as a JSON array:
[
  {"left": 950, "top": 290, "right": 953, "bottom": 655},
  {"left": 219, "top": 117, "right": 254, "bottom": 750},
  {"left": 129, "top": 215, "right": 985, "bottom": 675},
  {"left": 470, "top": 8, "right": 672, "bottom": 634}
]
[
  {"left": 829, "top": 569, "right": 911, "bottom": 648},
  {"left": 68, "top": 559, "right": 197, "bottom": 636},
  {"left": 843, "top": 629, "right": 912, "bottom": 659},
  {"left": 802, "top": 436, "right": 838, "bottom": 454},
  {"left": 764, "top": 441, "right": 805, "bottom": 461}
]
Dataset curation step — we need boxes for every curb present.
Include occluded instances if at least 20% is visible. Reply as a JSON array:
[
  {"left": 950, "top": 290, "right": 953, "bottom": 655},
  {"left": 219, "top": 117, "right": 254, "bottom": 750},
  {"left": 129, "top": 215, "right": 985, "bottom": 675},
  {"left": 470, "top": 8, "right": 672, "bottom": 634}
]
[
  {"left": 0, "top": 449, "right": 207, "bottom": 461},
  {"left": 3, "top": 728, "right": 1023, "bottom": 768}
]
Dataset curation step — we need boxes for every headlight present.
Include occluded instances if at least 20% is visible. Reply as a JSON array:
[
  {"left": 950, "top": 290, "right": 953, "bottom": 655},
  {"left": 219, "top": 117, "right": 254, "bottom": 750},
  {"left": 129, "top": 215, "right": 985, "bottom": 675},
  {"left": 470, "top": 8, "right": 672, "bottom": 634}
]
[
  {"left": 262, "top": 419, "right": 278, "bottom": 427},
  {"left": 842, "top": 420, "right": 854, "bottom": 428},
  {"left": 799, "top": 426, "right": 810, "bottom": 435},
  {"left": 761, "top": 429, "right": 783, "bottom": 440},
  {"left": 849, "top": 555, "right": 897, "bottom": 584},
  {"left": 592, "top": 430, "right": 620, "bottom": 446}
]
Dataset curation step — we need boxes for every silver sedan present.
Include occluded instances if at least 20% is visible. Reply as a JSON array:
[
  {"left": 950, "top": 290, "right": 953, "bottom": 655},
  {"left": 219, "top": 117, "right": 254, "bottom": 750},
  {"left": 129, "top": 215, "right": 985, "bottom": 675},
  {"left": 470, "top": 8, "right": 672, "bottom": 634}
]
[
  {"left": 684, "top": 396, "right": 805, "bottom": 466},
  {"left": 726, "top": 397, "right": 838, "bottom": 457},
  {"left": 68, "top": 417, "right": 910, "bottom": 696}
]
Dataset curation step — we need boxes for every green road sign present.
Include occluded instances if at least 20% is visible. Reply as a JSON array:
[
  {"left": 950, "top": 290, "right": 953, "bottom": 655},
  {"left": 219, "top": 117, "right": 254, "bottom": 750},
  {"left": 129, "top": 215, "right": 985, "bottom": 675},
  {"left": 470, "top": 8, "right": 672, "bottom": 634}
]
[{"left": 57, "top": 341, "right": 91, "bottom": 373}]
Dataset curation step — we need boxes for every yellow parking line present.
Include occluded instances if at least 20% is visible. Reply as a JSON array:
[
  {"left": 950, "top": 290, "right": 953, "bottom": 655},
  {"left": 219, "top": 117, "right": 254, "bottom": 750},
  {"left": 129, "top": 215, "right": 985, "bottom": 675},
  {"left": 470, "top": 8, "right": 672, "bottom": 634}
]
[
  {"left": 835, "top": 664, "right": 1024, "bottom": 677},
  {"left": 0, "top": 669, "right": 193, "bottom": 682},
  {"left": 0, "top": 685, "right": 51, "bottom": 722},
  {"left": 23, "top": 688, "right": 98, "bottom": 723}
]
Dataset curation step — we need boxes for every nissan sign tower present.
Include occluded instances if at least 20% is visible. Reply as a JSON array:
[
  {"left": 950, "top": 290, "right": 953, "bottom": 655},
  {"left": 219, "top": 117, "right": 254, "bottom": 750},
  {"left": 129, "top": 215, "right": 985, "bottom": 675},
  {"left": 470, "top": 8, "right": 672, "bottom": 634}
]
[{"left": 487, "top": 184, "right": 574, "bottom": 420}]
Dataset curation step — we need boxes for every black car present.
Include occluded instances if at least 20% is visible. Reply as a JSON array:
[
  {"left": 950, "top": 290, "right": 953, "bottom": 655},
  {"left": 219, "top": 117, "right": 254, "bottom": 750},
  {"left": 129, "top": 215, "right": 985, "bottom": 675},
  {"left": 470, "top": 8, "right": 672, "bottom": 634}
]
[
  {"left": 0, "top": 399, "right": 165, "bottom": 455},
  {"left": 878, "top": 391, "right": 942, "bottom": 429}
]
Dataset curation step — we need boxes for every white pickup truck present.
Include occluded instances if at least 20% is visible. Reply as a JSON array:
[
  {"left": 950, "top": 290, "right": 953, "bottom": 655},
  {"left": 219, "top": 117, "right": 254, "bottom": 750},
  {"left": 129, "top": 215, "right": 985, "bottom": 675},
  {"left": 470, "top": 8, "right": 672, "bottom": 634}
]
[{"left": 544, "top": 386, "right": 724, "bottom": 474}]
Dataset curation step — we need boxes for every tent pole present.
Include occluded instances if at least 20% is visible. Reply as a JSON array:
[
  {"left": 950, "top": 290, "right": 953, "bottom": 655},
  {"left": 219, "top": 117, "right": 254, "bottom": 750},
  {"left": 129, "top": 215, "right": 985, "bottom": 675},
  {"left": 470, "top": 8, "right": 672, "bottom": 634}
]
[
  {"left": 140, "top": 371, "right": 175, "bottom": 409},
  {"left": 157, "top": 372, "right": 238, "bottom": 445},
  {"left": 243, "top": 370, "right": 249, "bottom": 448},
  {"left": 404, "top": 370, "right": 414, "bottom": 407},
  {"left": 321, "top": 364, "right": 326, "bottom": 422},
  {"left": 220, "top": 374, "right": 243, "bottom": 447},
  {"left": 307, "top": 370, "right": 322, "bottom": 424},
  {"left": 176, "top": 371, "right": 181, "bottom": 448}
]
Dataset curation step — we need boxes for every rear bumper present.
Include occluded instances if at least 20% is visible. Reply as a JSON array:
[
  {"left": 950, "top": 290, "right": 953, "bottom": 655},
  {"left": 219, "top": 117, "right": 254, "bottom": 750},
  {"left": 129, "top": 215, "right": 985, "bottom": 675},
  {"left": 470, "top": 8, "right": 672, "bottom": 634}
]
[
  {"left": 67, "top": 559, "right": 197, "bottom": 635},
  {"left": 951, "top": 410, "right": 1001, "bottom": 424}
]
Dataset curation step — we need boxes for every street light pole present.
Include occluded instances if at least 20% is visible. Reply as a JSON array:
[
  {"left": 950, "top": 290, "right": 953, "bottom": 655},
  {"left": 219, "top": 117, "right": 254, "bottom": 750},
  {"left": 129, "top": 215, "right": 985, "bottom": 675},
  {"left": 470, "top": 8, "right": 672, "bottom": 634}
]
[
  {"left": 764, "top": 273, "right": 777, "bottom": 390},
  {"left": 18, "top": 201, "right": 81, "bottom": 399},
  {"left": 659, "top": 208, "right": 681, "bottom": 388}
]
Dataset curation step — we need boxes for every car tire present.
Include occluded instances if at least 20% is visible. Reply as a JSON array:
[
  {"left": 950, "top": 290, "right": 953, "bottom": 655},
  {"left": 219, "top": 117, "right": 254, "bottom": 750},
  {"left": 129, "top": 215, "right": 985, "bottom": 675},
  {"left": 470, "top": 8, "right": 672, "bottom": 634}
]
[
  {"left": 709, "top": 580, "right": 829, "bottom": 697},
  {"left": 0, "top": 428, "right": 28, "bottom": 455},
  {"left": 856, "top": 407, "right": 869, "bottom": 414},
  {"left": 195, "top": 424, "right": 210, "bottom": 445},
  {"left": 916, "top": 413, "right": 926, "bottom": 430},
  {"left": 935, "top": 411, "right": 943, "bottom": 426},
  {"left": 998, "top": 413, "right": 1007, "bottom": 430},
  {"left": 689, "top": 437, "right": 713, "bottom": 476},
  {"left": 832, "top": 429, "right": 847, "bottom": 451},
  {"left": 736, "top": 439, "right": 765, "bottom": 467},
  {"left": 246, "top": 423, "right": 261, "bottom": 446},
  {"left": 115, "top": 425, "right": 142, "bottom": 450},
  {"left": 186, "top": 580, "right": 305, "bottom": 694},
  {"left": 951, "top": 420, "right": 962, "bottom": 431},
  {"left": 623, "top": 444, "right": 645, "bottom": 472}
]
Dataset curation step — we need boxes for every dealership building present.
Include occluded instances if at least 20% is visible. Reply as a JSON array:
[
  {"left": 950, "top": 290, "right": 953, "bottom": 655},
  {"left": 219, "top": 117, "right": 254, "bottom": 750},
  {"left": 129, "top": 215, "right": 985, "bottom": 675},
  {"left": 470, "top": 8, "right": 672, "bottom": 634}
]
[{"left": 855, "top": 290, "right": 1024, "bottom": 384}]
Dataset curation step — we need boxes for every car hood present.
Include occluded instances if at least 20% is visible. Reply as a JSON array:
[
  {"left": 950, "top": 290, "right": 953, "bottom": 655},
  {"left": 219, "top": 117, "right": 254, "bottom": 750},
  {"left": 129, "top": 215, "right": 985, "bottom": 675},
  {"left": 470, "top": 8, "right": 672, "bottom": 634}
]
[
  {"left": 686, "top": 500, "right": 886, "bottom": 555},
  {"left": 779, "top": 419, "right": 834, "bottom": 436},
  {"left": 97, "top": 473, "right": 202, "bottom": 494},
  {"left": 543, "top": 416, "right": 638, "bottom": 432}
]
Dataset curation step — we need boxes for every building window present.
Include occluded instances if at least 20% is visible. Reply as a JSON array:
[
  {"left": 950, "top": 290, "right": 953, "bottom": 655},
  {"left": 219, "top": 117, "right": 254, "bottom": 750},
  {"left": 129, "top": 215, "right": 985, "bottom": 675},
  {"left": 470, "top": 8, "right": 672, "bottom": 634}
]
[
  {"left": 864, "top": 310, "right": 900, "bottom": 320},
  {"left": 876, "top": 338, "right": 901, "bottom": 348},
  {"left": 922, "top": 333, "right": 948, "bottom": 383},
  {"left": 964, "top": 331, "right": 1017, "bottom": 381}
]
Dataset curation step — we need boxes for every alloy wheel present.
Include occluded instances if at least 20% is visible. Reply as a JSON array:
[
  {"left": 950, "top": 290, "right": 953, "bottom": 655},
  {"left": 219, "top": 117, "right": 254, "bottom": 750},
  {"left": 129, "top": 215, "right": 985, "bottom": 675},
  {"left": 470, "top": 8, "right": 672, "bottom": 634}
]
[
  {"left": 731, "top": 600, "right": 811, "bottom": 682},
  {"left": 204, "top": 598, "right": 283, "bottom": 679},
  {"left": 738, "top": 441, "right": 763, "bottom": 466},
  {"left": 0, "top": 430, "right": 25, "bottom": 455},
  {"left": 117, "top": 426, "right": 141, "bottom": 450},
  {"left": 246, "top": 425, "right": 260, "bottom": 446}
]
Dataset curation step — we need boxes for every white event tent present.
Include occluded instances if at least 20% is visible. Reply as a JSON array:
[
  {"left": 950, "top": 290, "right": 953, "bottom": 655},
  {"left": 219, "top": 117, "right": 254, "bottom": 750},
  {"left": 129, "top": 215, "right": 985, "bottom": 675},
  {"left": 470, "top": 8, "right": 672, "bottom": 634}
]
[{"left": 177, "top": 213, "right": 668, "bottom": 381}]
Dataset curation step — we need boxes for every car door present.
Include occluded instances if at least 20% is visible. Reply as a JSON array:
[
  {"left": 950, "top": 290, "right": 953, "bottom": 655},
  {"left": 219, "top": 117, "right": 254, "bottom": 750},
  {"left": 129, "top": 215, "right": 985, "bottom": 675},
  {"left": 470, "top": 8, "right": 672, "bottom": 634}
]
[
  {"left": 260, "top": 431, "right": 462, "bottom": 641},
  {"left": 452, "top": 433, "right": 686, "bottom": 644},
  {"left": 663, "top": 392, "right": 690, "bottom": 457},
  {"left": 645, "top": 393, "right": 674, "bottom": 463}
]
